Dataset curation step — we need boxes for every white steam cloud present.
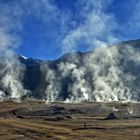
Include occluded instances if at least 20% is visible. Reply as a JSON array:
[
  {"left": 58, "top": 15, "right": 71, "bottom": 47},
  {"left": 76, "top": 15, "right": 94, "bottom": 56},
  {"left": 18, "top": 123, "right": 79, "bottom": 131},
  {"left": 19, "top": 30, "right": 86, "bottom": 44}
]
[
  {"left": 61, "top": 0, "right": 118, "bottom": 53},
  {"left": 0, "top": 2, "right": 27, "bottom": 100},
  {"left": 42, "top": 45, "right": 140, "bottom": 102},
  {"left": 41, "top": 0, "right": 140, "bottom": 102},
  {"left": 41, "top": 64, "right": 60, "bottom": 102},
  {"left": 0, "top": 0, "right": 63, "bottom": 100},
  {"left": 58, "top": 62, "right": 89, "bottom": 102}
]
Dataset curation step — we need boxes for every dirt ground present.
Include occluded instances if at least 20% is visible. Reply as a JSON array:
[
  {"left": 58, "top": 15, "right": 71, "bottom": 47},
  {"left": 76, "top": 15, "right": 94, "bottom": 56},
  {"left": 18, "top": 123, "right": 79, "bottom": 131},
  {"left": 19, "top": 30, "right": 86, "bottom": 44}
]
[{"left": 0, "top": 101, "right": 140, "bottom": 140}]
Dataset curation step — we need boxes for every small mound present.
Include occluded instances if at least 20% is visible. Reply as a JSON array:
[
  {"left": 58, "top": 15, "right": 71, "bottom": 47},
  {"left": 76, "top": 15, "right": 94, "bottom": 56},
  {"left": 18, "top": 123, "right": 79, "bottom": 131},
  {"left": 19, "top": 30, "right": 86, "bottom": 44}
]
[
  {"left": 104, "top": 112, "right": 119, "bottom": 120},
  {"left": 50, "top": 105, "right": 65, "bottom": 111}
]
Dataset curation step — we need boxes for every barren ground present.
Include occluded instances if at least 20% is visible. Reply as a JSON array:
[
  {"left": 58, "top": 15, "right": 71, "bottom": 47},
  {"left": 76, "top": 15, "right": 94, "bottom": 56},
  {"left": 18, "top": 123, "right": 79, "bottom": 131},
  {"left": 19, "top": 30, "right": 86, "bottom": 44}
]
[{"left": 0, "top": 101, "right": 140, "bottom": 140}]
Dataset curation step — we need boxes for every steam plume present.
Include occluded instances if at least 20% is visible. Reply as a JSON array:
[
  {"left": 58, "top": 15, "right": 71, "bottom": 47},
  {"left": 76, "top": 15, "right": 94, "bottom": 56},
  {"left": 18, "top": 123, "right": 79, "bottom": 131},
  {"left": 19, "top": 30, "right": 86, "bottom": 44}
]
[{"left": 0, "top": 1, "right": 27, "bottom": 100}]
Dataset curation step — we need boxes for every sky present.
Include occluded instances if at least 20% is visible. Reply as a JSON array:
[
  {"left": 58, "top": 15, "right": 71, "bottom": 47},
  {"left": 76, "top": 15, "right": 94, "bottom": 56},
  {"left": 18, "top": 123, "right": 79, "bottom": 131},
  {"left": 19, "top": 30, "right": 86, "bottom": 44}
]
[{"left": 0, "top": 0, "right": 140, "bottom": 60}]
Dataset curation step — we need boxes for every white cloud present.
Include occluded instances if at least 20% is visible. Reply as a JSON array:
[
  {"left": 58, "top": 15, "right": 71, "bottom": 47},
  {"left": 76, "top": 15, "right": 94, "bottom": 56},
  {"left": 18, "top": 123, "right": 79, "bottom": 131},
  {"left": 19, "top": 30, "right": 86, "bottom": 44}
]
[{"left": 61, "top": 0, "right": 118, "bottom": 53}]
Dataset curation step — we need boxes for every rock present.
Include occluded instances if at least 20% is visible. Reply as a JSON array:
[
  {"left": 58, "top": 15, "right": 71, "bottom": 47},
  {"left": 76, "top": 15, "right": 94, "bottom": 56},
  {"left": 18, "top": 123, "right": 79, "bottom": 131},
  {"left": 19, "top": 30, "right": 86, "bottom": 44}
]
[{"left": 104, "top": 112, "right": 119, "bottom": 120}]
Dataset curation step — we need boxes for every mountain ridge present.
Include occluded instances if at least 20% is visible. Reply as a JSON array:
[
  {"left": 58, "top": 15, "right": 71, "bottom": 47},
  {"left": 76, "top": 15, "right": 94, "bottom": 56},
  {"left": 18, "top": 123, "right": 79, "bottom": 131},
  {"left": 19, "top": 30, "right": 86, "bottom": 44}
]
[{"left": 1, "top": 39, "right": 140, "bottom": 102}]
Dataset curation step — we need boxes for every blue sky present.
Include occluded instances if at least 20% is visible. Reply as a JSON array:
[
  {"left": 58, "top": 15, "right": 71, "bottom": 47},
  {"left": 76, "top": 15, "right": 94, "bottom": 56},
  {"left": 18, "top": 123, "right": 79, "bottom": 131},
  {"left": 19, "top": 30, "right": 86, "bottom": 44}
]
[{"left": 0, "top": 0, "right": 140, "bottom": 60}]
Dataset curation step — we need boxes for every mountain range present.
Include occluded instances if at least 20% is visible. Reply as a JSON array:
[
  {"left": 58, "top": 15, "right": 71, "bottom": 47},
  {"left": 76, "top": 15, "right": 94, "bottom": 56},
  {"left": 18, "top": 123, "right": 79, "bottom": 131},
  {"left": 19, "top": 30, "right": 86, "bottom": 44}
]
[{"left": 1, "top": 39, "right": 140, "bottom": 102}]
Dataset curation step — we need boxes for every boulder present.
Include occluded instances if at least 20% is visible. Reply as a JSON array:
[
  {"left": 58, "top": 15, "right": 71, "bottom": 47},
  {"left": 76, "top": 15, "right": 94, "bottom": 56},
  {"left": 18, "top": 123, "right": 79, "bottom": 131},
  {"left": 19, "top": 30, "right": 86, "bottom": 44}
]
[{"left": 104, "top": 112, "right": 119, "bottom": 120}]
